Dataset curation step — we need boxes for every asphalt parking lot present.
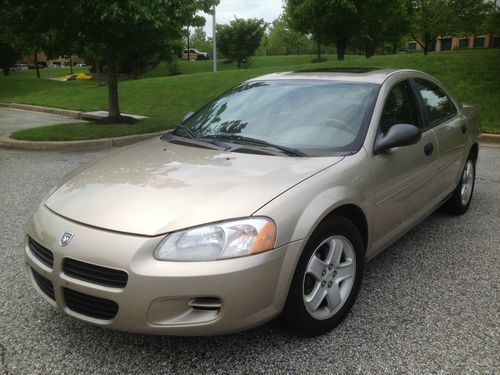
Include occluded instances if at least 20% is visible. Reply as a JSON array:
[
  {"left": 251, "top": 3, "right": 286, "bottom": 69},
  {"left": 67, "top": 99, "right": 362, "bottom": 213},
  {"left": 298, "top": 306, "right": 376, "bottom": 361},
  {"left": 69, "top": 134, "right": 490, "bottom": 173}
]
[
  {"left": 0, "top": 145, "right": 498, "bottom": 374},
  {"left": 0, "top": 108, "right": 86, "bottom": 134}
]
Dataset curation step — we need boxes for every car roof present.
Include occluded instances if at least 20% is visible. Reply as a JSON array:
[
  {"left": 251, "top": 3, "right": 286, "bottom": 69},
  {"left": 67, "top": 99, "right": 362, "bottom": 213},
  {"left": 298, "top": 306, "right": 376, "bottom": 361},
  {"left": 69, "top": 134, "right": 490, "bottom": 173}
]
[{"left": 247, "top": 68, "right": 422, "bottom": 85}]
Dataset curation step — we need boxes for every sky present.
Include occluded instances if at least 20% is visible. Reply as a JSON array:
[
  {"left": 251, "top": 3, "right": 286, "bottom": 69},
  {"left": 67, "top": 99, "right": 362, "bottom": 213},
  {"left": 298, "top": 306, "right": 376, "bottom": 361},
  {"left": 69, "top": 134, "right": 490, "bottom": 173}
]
[{"left": 201, "top": 0, "right": 284, "bottom": 36}]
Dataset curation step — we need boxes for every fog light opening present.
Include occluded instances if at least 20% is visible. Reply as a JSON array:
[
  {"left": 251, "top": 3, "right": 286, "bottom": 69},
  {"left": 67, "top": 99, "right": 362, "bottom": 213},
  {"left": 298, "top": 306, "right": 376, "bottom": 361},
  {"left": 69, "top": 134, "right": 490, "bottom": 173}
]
[{"left": 188, "top": 297, "right": 222, "bottom": 311}]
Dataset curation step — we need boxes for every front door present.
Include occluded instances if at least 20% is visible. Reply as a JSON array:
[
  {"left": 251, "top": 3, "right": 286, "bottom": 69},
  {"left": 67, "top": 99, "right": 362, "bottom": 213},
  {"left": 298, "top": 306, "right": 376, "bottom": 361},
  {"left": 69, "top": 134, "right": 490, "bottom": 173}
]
[{"left": 371, "top": 79, "right": 439, "bottom": 252}]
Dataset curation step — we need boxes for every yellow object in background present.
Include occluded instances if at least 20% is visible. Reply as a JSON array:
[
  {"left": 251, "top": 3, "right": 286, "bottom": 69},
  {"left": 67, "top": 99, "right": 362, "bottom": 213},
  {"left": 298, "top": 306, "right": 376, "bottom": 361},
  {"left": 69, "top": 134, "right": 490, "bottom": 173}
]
[{"left": 57, "top": 73, "right": 94, "bottom": 81}]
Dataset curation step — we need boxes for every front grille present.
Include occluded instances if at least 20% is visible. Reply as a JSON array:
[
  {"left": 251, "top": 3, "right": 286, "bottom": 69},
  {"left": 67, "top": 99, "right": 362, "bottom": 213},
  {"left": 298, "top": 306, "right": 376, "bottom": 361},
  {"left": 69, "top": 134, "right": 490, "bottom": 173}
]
[
  {"left": 64, "top": 288, "right": 118, "bottom": 320},
  {"left": 29, "top": 237, "right": 54, "bottom": 268},
  {"left": 31, "top": 268, "right": 55, "bottom": 300},
  {"left": 63, "top": 258, "right": 128, "bottom": 288}
]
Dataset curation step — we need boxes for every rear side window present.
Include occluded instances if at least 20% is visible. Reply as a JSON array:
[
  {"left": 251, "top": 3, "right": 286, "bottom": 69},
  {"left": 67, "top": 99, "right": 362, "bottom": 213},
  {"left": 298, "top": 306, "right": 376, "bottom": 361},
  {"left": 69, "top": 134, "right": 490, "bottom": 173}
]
[
  {"left": 379, "top": 80, "right": 421, "bottom": 135},
  {"left": 414, "top": 79, "right": 457, "bottom": 126}
]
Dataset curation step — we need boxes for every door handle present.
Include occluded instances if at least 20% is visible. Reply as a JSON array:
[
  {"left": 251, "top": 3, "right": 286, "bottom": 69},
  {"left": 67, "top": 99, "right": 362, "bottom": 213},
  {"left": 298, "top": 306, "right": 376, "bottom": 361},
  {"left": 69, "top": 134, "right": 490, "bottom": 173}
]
[
  {"left": 461, "top": 124, "right": 467, "bottom": 134},
  {"left": 424, "top": 143, "right": 434, "bottom": 156}
]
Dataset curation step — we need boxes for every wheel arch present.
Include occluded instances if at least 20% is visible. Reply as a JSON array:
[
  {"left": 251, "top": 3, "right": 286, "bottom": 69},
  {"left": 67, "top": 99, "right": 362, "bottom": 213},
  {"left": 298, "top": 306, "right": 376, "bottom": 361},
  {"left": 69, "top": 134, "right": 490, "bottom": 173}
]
[
  {"left": 469, "top": 143, "right": 479, "bottom": 162},
  {"left": 320, "top": 204, "right": 369, "bottom": 254}
]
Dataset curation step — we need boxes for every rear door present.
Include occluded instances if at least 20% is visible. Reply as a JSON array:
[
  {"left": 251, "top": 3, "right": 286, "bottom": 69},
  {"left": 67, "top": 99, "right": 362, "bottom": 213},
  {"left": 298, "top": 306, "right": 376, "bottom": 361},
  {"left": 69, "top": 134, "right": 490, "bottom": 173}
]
[
  {"left": 371, "top": 79, "right": 439, "bottom": 251},
  {"left": 413, "top": 78, "right": 467, "bottom": 200}
]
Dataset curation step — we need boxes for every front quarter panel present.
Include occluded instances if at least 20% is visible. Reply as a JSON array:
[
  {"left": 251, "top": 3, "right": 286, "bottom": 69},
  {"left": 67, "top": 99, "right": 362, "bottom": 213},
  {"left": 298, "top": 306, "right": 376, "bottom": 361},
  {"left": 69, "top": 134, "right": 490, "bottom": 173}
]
[{"left": 254, "top": 149, "right": 373, "bottom": 257}]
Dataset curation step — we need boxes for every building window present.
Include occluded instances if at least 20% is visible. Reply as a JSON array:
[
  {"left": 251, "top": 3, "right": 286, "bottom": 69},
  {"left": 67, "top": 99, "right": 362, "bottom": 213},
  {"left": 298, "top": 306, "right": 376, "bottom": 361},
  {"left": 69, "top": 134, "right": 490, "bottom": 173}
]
[
  {"left": 428, "top": 40, "right": 436, "bottom": 52},
  {"left": 459, "top": 38, "right": 469, "bottom": 49},
  {"left": 493, "top": 37, "right": 500, "bottom": 49},
  {"left": 409, "top": 42, "right": 417, "bottom": 51},
  {"left": 474, "top": 37, "right": 485, "bottom": 48},
  {"left": 441, "top": 38, "right": 452, "bottom": 51}
]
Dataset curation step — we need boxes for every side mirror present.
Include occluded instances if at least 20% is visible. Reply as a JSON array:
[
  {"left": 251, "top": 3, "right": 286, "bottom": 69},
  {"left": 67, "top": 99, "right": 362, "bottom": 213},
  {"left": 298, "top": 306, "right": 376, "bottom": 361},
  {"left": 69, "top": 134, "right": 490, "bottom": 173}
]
[
  {"left": 182, "top": 111, "right": 195, "bottom": 123},
  {"left": 374, "top": 124, "right": 421, "bottom": 155}
]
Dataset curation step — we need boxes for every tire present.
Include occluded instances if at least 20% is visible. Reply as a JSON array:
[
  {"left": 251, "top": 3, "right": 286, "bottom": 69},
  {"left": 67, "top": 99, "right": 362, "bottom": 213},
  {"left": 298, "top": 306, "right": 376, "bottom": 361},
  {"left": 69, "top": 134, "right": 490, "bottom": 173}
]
[
  {"left": 282, "top": 216, "right": 364, "bottom": 336},
  {"left": 441, "top": 154, "right": 476, "bottom": 215}
]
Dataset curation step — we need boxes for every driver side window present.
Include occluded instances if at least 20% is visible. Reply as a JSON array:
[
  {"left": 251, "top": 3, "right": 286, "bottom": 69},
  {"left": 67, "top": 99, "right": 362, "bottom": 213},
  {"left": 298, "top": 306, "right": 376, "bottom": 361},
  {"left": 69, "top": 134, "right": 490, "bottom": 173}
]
[{"left": 379, "top": 80, "right": 421, "bottom": 135}]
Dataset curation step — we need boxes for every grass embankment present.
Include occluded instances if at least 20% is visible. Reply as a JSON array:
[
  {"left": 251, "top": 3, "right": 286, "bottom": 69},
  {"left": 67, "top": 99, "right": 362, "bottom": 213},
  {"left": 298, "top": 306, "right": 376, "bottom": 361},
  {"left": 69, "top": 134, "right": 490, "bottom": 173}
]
[{"left": 1, "top": 49, "right": 498, "bottom": 141}]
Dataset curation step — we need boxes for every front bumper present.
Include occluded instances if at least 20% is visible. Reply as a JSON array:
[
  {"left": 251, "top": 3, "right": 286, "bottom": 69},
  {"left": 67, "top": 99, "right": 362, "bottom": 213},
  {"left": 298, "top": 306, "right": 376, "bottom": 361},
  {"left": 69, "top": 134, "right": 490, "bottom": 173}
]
[{"left": 24, "top": 205, "right": 304, "bottom": 335}]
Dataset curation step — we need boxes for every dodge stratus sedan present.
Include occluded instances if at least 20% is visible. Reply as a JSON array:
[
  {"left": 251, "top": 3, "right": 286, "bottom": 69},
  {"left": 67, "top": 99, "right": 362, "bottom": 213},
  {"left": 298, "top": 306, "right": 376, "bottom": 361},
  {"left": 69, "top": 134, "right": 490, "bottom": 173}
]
[{"left": 24, "top": 69, "right": 480, "bottom": 336}]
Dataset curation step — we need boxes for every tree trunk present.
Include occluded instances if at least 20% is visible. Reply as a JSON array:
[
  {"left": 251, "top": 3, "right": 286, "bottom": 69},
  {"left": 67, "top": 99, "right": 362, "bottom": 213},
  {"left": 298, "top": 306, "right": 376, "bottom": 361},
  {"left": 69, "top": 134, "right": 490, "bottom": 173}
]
[
  {"left": 423, "top": 34, "right": 429, "bottom": 55},
  {"left": 106, "top": 46, "right": 120, "bottom": 119},
  {"left": 336, "top": 35, "right": 348, "bottom": 61},
  {"left": 364, "top": 40, "right": 375, "bottom": 58},
  {"left": 133, "top": 63, "right": 139, "bottom": 80},
  {"left": 2, "top": 66, "right": 9, "bottom": 76},
  {"left": 34, "top": 52, "right": 40, "bottom": 78},
  {"left": 95, "top": 58, "right": 102, "bottom": 86},
  {"left": 187, "top": 28, "right": 190, "bottom": 60},
  {"left": 316, "top": 39, "right": 322, "bottom": 60},
  {"left": 69, "top": 56, "right": 73, "bottom": 74}
]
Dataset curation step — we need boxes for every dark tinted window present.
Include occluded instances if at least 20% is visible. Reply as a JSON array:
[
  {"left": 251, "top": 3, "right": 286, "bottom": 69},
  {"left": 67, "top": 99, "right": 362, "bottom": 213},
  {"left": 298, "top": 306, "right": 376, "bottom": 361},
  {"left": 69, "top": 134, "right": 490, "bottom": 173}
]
[
  {"left": 379, "top": 80, "right": 420, "bottom": 134},
  {"left": 441, "top": 38, "right": 452, "bottom": 50},
  {"left": 414, "top": 79, "right": 456, "bottom": 125},
  {"left": 459, "top": 38, "right": 469, "bottom": 48},
  {"left": 474, "top": 37, "right": 485, "bottom": 48}
]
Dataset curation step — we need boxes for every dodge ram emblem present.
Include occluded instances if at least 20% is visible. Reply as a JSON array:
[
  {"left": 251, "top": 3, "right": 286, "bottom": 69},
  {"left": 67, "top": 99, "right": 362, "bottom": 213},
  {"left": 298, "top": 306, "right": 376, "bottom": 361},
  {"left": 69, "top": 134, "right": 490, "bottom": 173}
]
[{"left": 59, "top": 232, "right": 74, "bottom": 247}]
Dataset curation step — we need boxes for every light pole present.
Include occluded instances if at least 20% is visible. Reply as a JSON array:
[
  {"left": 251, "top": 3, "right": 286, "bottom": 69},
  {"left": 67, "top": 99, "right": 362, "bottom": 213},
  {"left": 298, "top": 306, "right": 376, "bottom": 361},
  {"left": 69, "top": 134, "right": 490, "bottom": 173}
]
[{"left": 212, "top": 4, "right": 217, "bottom": 72}]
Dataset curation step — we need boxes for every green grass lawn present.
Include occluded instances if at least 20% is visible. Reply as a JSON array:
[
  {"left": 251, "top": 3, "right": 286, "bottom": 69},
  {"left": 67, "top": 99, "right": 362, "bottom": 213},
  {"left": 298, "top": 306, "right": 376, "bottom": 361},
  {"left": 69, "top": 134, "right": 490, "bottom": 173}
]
[
  {"left": 141, "top": 54, "right": 331, "bottom": 77},
  {"left": 1, "top": 49, "right": 499, "bottom": 141}
]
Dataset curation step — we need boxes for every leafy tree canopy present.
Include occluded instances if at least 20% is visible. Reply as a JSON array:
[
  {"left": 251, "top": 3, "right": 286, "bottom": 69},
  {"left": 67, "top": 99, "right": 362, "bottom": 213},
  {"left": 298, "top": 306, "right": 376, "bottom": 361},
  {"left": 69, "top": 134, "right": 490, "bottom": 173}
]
[
  {"left": 266, "top": 15, "right": 312, "bottom": 56},
  {"left": 6, "top": 0, "right": 218, "bottom": 120},
  {"left": 355, "top": 0, "right": 409, "bottom": 58},
  {"left": 216, "top": 18, "right": 266, "bottom": 68},
  {"left": 285, "top": 0, "right": 360, "bottom": 60}
]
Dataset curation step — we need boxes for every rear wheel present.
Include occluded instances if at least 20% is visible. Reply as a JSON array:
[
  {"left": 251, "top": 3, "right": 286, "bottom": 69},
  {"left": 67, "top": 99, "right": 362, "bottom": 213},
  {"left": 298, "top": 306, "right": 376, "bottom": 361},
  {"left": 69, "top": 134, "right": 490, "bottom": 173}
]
[
  {"left": 442, "top": 155, "right": 476, "bottom": 215},
  {"left": 282, "top": 216, "right": 364, "bottom": 336}
]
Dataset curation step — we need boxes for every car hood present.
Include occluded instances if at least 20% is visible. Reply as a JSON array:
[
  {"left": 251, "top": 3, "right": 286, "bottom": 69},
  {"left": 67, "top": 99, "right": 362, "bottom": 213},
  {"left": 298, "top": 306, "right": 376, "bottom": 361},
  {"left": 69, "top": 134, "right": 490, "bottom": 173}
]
[{"left": 45, "top": 138, "right": 343, "bottom": 236}]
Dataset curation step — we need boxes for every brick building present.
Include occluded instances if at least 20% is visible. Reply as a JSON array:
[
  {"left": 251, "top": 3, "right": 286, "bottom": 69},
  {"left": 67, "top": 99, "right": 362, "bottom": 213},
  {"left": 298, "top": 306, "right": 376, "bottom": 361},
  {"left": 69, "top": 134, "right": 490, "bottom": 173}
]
[
  {"left": 408, "top": 34, "right": 500, "bottom": 52},
  {"left": 23, "top": 51, "right": 85, "bottom": 66}
]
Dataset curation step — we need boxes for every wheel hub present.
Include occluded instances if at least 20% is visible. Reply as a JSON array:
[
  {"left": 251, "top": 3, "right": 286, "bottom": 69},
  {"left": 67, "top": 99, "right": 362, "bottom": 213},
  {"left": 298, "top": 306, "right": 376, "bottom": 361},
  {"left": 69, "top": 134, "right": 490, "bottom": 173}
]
[
  {"left": 460, "top": 160, "right": 474, "bottom": 206},
  {"left": 302, "top": 235, "right": 356, "bottom": 320}
]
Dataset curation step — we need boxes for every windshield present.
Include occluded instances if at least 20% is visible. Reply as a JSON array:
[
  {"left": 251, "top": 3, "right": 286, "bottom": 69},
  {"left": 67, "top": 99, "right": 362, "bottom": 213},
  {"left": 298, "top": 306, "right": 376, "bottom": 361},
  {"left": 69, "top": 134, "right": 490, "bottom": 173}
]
[{"left": 173, "top": 80, "right": 379, "bottom": 155}]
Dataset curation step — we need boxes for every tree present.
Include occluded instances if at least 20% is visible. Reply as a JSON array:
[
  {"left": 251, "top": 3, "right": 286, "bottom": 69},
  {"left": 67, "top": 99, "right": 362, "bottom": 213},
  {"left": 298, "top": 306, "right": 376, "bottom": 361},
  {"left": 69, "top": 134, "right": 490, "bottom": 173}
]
[
  {"left": 285, "top": 0, "right": 360, "bottom": 61},
  {"left": 409, "top": 0, "right": 455, "bottom": 55},
  {"left": 0, "top": 2, "right": 23, "bottom": 75},
  {"left": 4, "top": 1, "right": 56, "bottom": 78},
  {"left": 483, "top": 0, "right": 500, "bottom": 47},
  {"left": 450, "top": 0, "right": 489, "bottom": 36},
  {"left": 485, "top": 1, "right": 500, "bottom": 33},
  {"left": 216, "top": 18, "right": 266, "bottom": 68},
  {"left": 77, "top": 1, "right": 217, "bottom": 121},
  {"left": 356, "top": 0, "right": 409, "bottom": 58},
  {"left": 8, "top": 0, "right": 218, "bottom": 122},
  {"left": 266, "top": 16, "right": 312, "bottom": 55},
  {"left": 0, "top": 42, "right": 20, "bottom": 76}
]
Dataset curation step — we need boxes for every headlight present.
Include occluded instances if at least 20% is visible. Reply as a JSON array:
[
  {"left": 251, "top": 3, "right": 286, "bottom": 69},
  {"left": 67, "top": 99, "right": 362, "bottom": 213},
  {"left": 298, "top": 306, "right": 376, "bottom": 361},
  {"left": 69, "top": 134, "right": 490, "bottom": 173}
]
[{"left": 154, "top": 217, "right": 277, "bottom": 261}]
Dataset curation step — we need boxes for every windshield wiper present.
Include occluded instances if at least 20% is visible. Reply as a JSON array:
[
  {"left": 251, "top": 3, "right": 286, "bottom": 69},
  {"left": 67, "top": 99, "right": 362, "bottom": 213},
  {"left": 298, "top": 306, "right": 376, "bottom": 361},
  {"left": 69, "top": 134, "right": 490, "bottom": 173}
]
[
  {"left": 202, "top": 134, "right": 307, "bottom": 157},
  {"left": 166, "top": 127, "right": 230, "bottom": 151},
  {"left": 175, "top": 124, "right": 197, "bottom": 139}
]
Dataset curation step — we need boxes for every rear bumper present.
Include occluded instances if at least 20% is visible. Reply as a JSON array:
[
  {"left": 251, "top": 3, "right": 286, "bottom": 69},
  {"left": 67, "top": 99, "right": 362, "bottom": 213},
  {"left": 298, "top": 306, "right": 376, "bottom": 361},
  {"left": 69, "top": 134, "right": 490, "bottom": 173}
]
[{"left": 24, "top": 205, "right": 304, "bottom": 335}]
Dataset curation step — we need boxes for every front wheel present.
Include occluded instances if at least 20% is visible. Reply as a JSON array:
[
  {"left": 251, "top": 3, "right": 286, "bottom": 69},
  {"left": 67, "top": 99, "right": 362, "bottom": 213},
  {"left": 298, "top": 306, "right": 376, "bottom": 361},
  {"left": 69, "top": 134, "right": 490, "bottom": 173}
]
[
  {"left": 282, "top": 216, "right": 364, "bottom": 336},
  {"left": 442, "top": 155, "right": 476, "bottom": 215}
]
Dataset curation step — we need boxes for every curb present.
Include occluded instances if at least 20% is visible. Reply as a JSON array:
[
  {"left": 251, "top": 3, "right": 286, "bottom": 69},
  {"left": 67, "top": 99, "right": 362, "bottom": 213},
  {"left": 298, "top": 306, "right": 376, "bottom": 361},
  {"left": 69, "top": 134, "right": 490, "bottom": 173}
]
[
  {"left": 479, "top": 132, "right": 500, "bottom": 145},
  {"left": 0, "top": 103, "right": 82, "bottom": 119},
  {"left": 0, "top": 131, "right": 166, "bottom": 151}
]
